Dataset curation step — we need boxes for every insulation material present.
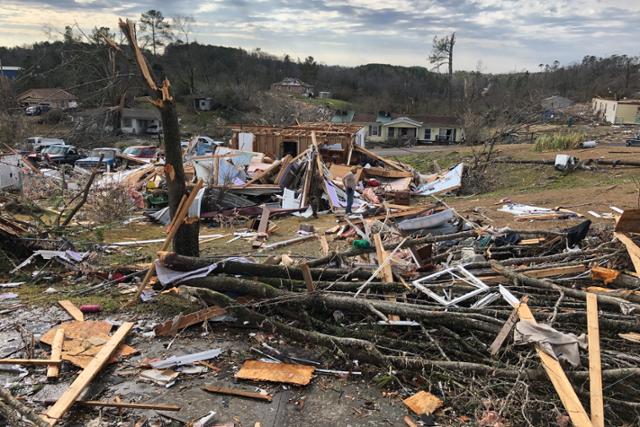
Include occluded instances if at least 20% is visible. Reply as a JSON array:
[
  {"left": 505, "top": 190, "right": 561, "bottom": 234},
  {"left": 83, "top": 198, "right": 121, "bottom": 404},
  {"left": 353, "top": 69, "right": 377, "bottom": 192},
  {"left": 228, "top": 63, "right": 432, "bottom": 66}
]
[{"left": 414, "top": 163, "right": 464, "bottom": 196}]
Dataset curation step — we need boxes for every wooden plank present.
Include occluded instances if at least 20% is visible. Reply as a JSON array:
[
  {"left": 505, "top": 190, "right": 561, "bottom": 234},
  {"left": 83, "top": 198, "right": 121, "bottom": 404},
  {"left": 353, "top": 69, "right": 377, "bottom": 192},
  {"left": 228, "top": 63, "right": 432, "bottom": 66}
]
[
  {"left": 516, "top": 304, "right": 591, "bottom": 427},
  {"left": 373, "top": 233, "right": 400, "bottom": 321},
  {"left": 614, "top": 231, "right": 640, "bottom": 274},
  {"left": 257, "top": 205, "right": 271, "bottom": 236},
  {"left": 300, "top": 262, "right": 315, "bottom": 292},
  {"left": 154, "top": 306, "right": 227, "bottom": 337},
  {"left": 363, "top": 167, "right": 413, "bottom": 178},
  {"left": 41, "top": 322, "right": 134, "bottom": 426},
  {"left": 317, "top": 235, "right": 330, "bottom": 256},
  {"left": 587, "top": 293, "right": 604, "bottom": 427},
  {"left": 614, "top": 208, "right": 640, "bottom": 233},
  {"left": 402, "top": 390, "right": 443, "bottom": 415},
  {"left": 44, "top": 400, "right": 181, "bottom": 411},
  {"left": 203, "top": 385, "right": 272, "bottom": 402},
  {"left": 235, "top": 360, "right": 314, "bottom": 386},
  {"left": 47, "top": 329, "right": 65, "bottom": 380},
  {"left": 489, "top": 296, "right": 528, "bottom": 356},
  {"left": 57, "top": 300, "right": 84, "bottom": 322},
  {"left": 131, "top": 179, "right": 204, "bottom": 304},
  {"left": 0, "top": 359, "right": 61, "bottom": 365},
  {"left": 243, "top": 158, "right": 284, "bottom": 188},
  {"left": 403, "top": 416, "right": 419, "bottom": 427}
]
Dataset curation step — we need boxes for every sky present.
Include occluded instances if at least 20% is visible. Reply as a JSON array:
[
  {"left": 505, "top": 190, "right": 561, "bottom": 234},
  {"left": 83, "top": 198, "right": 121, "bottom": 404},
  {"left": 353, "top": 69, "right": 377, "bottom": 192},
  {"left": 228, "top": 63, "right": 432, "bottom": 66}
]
[{"left": 0, "top": 0, "right": 639, "bottom": 73}]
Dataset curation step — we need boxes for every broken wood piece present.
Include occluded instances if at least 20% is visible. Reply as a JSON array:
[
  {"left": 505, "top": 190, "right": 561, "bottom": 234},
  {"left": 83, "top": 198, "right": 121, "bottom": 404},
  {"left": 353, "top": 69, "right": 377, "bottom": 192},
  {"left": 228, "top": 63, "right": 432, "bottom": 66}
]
[
  {"left": 235, "top": 360, "right": 315, "bottom": 386},
  {"left": 58, "top": 300, "right": 84, "bottom": 321},
  {"left": 41, "top": 322, "right": 134, "bottom": 426},
  {"left": 0, "top": 359, "right": 62, "bottom": 366},
  {"left": 47, "top": 329, "right": 65, "bottom": 380},
  {"left": 256, "top": 205, "right": 271, "bottom": 237},
  {"left": 591, "top": 266, "right": 620, "bottom": 285},
  {"left": 202, "top": 385, "right": 272, "bottom": 402},
  {"left": 154, "top": 305, "right": 227, "bottom": 336},
  {"left": 489, "top": 296, "right": 528, "bottom": 356},
  {"left": 402, "top": 390, "right": 443, "bottom": 415},
  {"left": 516, "top": 303, "right": 591, "bottom": 427},
  {"left": 131, "top": 179, "right": 204, "bottom": 304},
  {"left": 317, "top": 234, "right": 330, "bottom": 256},
  {"left": 587, "top": 293, "right": 604, "bottom": 427},
  {"left": 614, "top": 208, "right": 640, "bottom": 233},
  {"left": 299, "top": 262, "right": 315, "bottom": 292},
  {"left": 614, "top": 231, "right": 640, "bottom": 275},
  {"left": 619, "top": 332, "right": 640, "bottom": 343},
  {"left": 403, "top": 415, "right": 419, "bottom": 427},
  {"left": 43, "top": 399, "right": 181, "bottom": 411},
  {"left": 260, "top": 234, "right": 316, "bottom": 250}
]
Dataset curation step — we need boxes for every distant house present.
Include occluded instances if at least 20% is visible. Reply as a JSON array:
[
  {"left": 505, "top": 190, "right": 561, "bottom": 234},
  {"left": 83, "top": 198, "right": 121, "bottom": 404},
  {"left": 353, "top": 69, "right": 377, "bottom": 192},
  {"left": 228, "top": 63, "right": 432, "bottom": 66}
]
[
  {"left": 0, "top": 66, "right": 22, "bottom": 79},
  {"left": 17, "top": 88, "right": 77, "bottom": 110},
  {"left": 592, "top": 97, "right": 640, "bottom": 124},
  {"left": 318, "top": 91, "right": 332, "bottom": 99},
  {"left": 541, "top": 95, "right": 573, "bottom": 110},
  {"left": 194, "top": 97, "right": 215, "bottom": 111},
  {"left": 353, "top": 112, "right": 463, "bottom": 144},
  {"left": 271, "top": 77, "right": 314, "bottom": 97},
  {"left": 73, "top": 107, "right": 161, "bottom": 135}
]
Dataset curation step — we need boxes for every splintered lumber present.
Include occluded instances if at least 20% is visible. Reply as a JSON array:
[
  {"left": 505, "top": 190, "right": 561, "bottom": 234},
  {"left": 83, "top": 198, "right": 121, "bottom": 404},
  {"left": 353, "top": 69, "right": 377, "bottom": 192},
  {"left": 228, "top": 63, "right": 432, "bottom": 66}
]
[
  {"left": 613, "top": 231, "right": 640, "bottom": 274},
  {"left": 587, "top": 293, "right": 604, "bottom": 427},
  {"left": 131, "top": 179, "right": 204, "bottom": 304},
  {"left": 41, "top": 322, "right": 134, "bottom": 426},
  {"left": 402, "top": 390, "right": 443, "bottom": 415},
  {"left": 299, "top": 262, "right": 315, "bottom": 292},
  {"left": 235, "top": 360, "right": 315, "bottom": 385},
  {"left": 47, "top": 329, "right": 65, "bottom": 380},
  {"left": 243, "top": 158, "right": 284, "bottom": 188},
  {"left": 317, "top": 234, "right": 330, "bottom": 256},
  {"left": 203, "top": 385, "right": 272, "bottom": 402},
  {"left": 0, "top": 389, "right": 50, "bottom": 427},
  {"left": 489, "top": 296, "right": 528, "bottom": 356},
  {"left": 154, "top": 305, "right": 227, "bottom": 336},
  {"left": 516, "top": 303, "right": 591, "bottom": 427},
  {"left": 260, "top": 234, "right": 316, "bottom": 250},
  {"left": 43, "top": 400, "right": 181, "bottom": 411},
  {"left": 614, "top": 209, "right": 640, "bottom": 233},
  {"left": 373, "top": 233, "right": 399, "bottom": 321},
  {"left": 57, "top": 300, "right": 84, "bottom": 321},
  {"left": 257, "top": 205, "right": 271, "bottom": 236},
  {"left": 0, "top": 359, "right": 61, "bottom": 365},
  {"left": 404, "top": 416, "right": 419, "bottom": 427}
]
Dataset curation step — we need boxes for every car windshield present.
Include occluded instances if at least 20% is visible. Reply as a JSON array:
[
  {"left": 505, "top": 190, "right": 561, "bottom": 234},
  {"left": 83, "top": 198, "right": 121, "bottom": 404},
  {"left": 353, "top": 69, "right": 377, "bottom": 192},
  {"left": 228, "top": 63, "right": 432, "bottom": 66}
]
[
  {"left": 44, "top": 145, "right": 68, "bottom": 155},
  {"left": 123, "top": 147, "right": 144, "bottom": 155},
  {"left": 90, "top": 149, "right": 115, "bottom": 159}
]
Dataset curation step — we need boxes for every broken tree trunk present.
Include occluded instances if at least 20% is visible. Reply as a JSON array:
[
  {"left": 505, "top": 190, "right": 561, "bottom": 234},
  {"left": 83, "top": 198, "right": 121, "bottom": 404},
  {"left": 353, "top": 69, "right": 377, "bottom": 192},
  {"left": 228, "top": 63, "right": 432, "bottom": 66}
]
[{"left": 118, "top": 19, "right": 199, "bottom": 257}]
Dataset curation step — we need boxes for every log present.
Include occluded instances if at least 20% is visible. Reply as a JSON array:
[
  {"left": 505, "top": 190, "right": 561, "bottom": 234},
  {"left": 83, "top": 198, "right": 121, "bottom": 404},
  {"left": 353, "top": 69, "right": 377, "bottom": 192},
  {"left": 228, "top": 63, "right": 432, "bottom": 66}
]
[
  {"left": 0, "top": 389, "right": 50, "bottom": 427},
  {"left": 490, "top": 261, "right": 639, "bottom": 311}
]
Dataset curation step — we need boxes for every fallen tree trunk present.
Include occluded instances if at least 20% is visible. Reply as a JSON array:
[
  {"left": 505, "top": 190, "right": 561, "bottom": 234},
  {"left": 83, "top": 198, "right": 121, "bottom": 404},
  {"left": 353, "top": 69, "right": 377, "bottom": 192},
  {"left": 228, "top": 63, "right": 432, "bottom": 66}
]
[{"left": 0, "top": 389, "right": 49, "bottom": 427}]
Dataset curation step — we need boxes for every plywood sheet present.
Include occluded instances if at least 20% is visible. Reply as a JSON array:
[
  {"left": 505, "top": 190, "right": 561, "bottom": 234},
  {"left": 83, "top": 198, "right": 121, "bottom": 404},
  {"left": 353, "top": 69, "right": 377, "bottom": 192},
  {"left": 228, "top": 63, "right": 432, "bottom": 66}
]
[
  {"left": 402, "top": 390, "right": 443, "bottom": 415},
  {"left": 41, "top": 321, "right": 137, "bottom": 368},
  {"left": 235, "top": 360, "right": 314, "bottom": 385}
]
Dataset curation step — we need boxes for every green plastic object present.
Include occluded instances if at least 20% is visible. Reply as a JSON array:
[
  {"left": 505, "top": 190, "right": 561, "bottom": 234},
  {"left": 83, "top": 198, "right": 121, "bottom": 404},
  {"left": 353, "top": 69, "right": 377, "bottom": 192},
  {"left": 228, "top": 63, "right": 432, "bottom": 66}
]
[{"left": 352, "top": 239, "right": 371, "bottom": 249}]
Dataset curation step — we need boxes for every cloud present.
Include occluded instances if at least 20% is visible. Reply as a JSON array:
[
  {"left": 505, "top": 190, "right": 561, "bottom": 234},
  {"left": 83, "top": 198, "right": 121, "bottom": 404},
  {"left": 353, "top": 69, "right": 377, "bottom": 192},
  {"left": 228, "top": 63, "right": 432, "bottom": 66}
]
[{"left": 0, "top": 0, "right": 639, "bottom": 72}]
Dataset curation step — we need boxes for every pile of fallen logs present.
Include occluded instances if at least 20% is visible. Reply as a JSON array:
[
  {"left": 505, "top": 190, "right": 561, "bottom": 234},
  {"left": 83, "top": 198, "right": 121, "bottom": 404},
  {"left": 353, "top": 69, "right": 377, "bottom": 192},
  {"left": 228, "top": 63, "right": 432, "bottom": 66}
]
[{"left": 157, "top": 222, "right": 640, "bottom": 425}]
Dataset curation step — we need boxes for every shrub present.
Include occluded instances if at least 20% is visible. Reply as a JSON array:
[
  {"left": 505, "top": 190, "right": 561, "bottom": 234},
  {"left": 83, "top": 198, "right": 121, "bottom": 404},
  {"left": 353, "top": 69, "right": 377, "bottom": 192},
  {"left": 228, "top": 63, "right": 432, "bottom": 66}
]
[{"left": 533, "top": 132, "right": 585, "bottom": 152}]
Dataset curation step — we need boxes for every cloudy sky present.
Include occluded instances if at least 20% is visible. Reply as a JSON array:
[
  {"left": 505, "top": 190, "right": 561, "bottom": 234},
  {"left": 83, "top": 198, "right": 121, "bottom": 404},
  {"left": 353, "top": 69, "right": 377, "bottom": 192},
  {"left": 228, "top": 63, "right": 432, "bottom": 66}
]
[{"left": 1, "top": 0, "right": 639, "bottom": 73}]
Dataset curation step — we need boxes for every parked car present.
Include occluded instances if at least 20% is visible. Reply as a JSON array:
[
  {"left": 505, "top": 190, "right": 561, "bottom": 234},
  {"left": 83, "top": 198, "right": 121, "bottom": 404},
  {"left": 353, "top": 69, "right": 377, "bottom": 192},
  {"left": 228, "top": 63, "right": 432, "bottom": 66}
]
[
  {"left": 75, "top": 147, "right": 121, "bottom": 170},
  {"left": 146, "top": 124, "right": 163, "bottom": 135},
  {"left": 122, "top": 145, "right": 158, "bottom": 160},
  {"left": 626, "top": 133, "right": 640, "bottom": 147},
  {"left": 26, "top": 136, "right": 66, "bottom": 152},
  {"left": 25, "top": 105, "right": 51, "bottom": 116},
  {"left": 40, "top": 145, "right": 82, "bottom": 165}
]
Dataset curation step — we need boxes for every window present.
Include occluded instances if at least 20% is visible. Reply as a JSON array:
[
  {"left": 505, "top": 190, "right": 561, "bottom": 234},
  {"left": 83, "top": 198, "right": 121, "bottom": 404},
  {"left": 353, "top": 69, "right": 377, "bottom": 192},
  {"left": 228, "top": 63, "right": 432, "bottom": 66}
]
[
  {"left": 123, "top": 118, "right": 132, "bottom": 127},
  {"left": 368, "top": 125, "right": 379, "bottom": 136},
  {"left": 388, "top": 127, "right": 395, "bottom": 137},
  {"left": 439, "top": 128, "right": 455, "bottom": 141},
  {"left": 424, "top": 128, "right": 431, "bottom": 141}
]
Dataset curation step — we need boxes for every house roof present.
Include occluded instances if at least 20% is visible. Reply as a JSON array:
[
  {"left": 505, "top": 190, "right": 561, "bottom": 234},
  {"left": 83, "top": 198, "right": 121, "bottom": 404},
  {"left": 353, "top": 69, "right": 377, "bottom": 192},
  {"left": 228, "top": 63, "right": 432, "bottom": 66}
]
[
  {"left": 17, "top": 88, "right": 76, "bottom": 101},
  {"left": 411, "top": 114, "right": 461, "bottom": 127},
  {"left": 384, "top": 116, "right": 423, "bottom": 127},
  {"left": 331, "top": 110, "right": 355, "bottom": 123},
  {"left": 352, "top": 112, "right": 377, "bottom": 123},
  {"left": 272, "top": 77, "right": 314, "bottom": 88},
  {"left": 122, "top": 108, "right": 160, "bottom": 120}
]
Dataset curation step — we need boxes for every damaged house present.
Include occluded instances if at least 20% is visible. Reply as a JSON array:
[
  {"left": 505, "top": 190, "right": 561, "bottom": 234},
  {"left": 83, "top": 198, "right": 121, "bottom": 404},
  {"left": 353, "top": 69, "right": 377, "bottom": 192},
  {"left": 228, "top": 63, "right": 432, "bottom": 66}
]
[
  {"left": 17, "top": 88, "right": 77, "bottom": 110},
  {"left": 73, "top": 107, "right": 162, "bottom": 135},
  {"left": 271, "top": 77, "right": 315, "bottom": 97}
]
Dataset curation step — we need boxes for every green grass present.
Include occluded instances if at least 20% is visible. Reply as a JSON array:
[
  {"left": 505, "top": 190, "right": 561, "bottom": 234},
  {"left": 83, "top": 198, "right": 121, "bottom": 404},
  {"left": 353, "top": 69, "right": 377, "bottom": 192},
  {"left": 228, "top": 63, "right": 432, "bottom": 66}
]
[
  {"left": 533, "top": 131, "right": 586, "bottom": 152},
  {"left": 303, "top": 97, "right": 353, "bottom": 110}
]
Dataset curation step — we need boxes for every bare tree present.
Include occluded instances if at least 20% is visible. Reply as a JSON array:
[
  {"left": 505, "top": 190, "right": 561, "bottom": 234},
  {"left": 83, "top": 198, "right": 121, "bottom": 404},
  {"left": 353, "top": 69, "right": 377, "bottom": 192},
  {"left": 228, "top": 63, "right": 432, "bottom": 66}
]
[
  {"left": 429, "top": 32, "right": 456, "bottom": 111},
  {"left": 173, "top": 15, "right": 195, "bottom": 44},
  {"left": 139, "top": 10, "right": 173, "bottom": 55}
]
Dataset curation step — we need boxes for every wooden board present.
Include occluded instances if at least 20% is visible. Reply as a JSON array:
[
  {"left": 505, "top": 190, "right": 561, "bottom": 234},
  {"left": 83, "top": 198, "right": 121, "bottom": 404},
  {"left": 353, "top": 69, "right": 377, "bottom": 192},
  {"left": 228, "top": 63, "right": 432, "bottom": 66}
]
[
  {"left": 47, "top": 329, "right": 65, "bottom": 380},
  {"left": 41, "top": 321, "right": 137, "bottom": 369},
  {"left": 317, "top": 235, "right": 330, "bottom": 256},
  {"left": 489, "top": 297, "right": 528, "bottom": 356},
  {"left": 300, "top": 262, "right": 315, "bottom": 293},
  {"left": 614, "top": 231, "right": 640, "bottom": 274},
  {"left": 586, "top": 293, "right": 604, "bottom": 427},
  {"left": 0, "top": 359, "right": 61, "bottom": 365},
  {"left": 517, "top": 303, "right": 591, "bottom": 427},
  {"left": 42, "top": 322, "right": 134, "bottom": 426},
  {"left": 44, "top": 399, "right": 181, "bottom": 411},
  {"left": 235, "top": 360, "right": 314, "bottom": 386},
  {"left": 619, "top": 332, "right": 640, "bottom": 343},
  {"left": 203, "top": 385, "right": 272, "bottom": 402},
  {"left": 155, "top": 306, "right": 227, "bottom": 337},
  {"left": 363, "top": 167, "right": 413, "bottom": 178},
  {"left": 57, "top": 300, "right": 84, "bottom": 321},
  {"left": 373, "top": 233, "right": 400, "bottom": 321},
  {"left": 614, "top": 209, "right": 640, "bottom": 233},
  {"left": 402, "top": 390, "right": 443, "bottom": 415}
]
